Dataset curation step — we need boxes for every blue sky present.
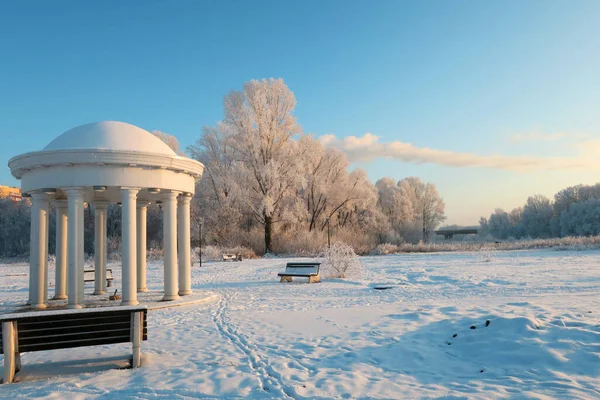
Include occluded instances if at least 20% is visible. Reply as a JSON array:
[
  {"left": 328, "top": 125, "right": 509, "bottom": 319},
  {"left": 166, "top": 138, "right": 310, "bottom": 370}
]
[{"left": 1, "top": 1, "right": 599, "bottom": 225}]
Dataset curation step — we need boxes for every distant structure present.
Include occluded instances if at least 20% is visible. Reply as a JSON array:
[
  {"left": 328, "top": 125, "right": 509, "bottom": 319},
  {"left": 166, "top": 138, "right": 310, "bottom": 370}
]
[
  {"left": 0, "top": 185, "right": 22, "bottom": 202},
  {"left": 8, "top": 121, "right": 204, "bottom": 309},
  {"left": 434, "top": 228, "right": 478, "bottom": 240}
]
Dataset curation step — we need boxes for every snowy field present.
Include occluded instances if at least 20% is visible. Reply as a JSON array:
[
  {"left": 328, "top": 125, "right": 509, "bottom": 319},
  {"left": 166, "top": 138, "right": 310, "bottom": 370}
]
[{"left": 1, "top": 249, "right": 600, "bottom": 399}]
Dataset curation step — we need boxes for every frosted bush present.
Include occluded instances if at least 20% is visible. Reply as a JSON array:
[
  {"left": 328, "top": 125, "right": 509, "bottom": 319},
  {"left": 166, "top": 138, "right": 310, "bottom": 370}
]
[
  {"left": 322, "top": 242, "right": 363, "bottom": 279},
  {"left": 200, "top": 245, "right": 223, "bottom": 262},
  {"left": 147, "top": 247, "right": 164, "bottom": 261},
  {"left": 371, "top": 243, "right": 400, "bottom": 255},
  {"left": 226, "top": 246, "right": 257, "bottom": 259}
]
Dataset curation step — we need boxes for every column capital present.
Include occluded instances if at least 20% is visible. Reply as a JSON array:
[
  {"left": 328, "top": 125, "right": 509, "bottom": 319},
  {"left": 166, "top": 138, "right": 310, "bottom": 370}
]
[
  {"left": 93, "top": 200, "right": 110, "bottom": 210},
  {"left": 162, "top": 190, "right": 180, "bottom": 201},
  {"left": 30, "top": 192, "right": 50, "bottom": 202},
  {"left": 177, "top": 192, "right": 193, "bottom": 204},
  {"left": 64, "top": 187, "right": 86, "bottom": 198},
  {"left": 120, "top": 187, "right": 140, "bottom": 200},
  {"left": 136, "top": 200, "right": 151, "bottom": 209}
]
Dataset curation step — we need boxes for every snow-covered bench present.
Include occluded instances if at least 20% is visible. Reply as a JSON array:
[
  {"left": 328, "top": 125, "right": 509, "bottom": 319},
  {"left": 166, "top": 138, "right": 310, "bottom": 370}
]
[
  {"left": 278, "top": 262, "right": 321, "bottom": 283},
  {"left": 222, "top": 254, "right": 242, "bottom": 262},
  {"left": 84, "top": 268, "right": 114, "bottom": 287},
  {"left": 0, "top": 306, "right": 147, "bottom": 384}
]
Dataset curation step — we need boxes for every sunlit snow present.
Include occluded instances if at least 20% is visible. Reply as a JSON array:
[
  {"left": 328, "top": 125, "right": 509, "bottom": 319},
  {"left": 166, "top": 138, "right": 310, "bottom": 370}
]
[{"left": 1, "top": 249, "right": 599, "bottom": 398}]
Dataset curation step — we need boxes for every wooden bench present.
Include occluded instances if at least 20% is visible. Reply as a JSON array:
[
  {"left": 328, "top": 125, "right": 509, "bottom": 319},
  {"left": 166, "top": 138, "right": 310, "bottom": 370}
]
[
  {"left": 278, "top": 262, "right": 321, "bottom": 283},
  {"left": 0, "top": 305, "right": 147, "bottom": 384},
  {"left": 222, "top": 254, "right": 242, "bottom": 262},
  {"left": 84, "top": 268, "right": 114, "bottom": 287}
]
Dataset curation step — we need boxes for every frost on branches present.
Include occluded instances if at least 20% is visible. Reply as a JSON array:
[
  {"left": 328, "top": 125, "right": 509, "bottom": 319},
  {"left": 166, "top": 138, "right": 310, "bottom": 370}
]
[{"left": 322, "top": 242, "right": 363, "bottom": 279}]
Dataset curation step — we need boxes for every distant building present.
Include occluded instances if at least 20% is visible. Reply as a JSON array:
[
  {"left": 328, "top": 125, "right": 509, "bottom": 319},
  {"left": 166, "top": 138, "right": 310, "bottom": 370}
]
[{"left": 0, "top": 185, "right": 22, "bottom": 202}]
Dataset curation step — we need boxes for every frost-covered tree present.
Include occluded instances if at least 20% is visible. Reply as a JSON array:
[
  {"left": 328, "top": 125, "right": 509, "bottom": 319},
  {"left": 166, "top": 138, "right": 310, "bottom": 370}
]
[
  {"left": 508, "top": 207, "right": 525, "bottom": 239},
  {"left": 522, "top": 195, "right": 553, "bottom": 238},
  {"left": 478, "top": 216, "right": 490, "bottom": 238},
  {"left": 0, "top": 199, "right": 31, "bottom": 256},
  {"left": 334, "top": 169, "right": 390, "bottom": 236},
  {"left": 488, "top": 209, "right": 511, "bottom": 239},
  {"left": 559, "top": 198, "right": 600, "bottom": 237},
  {"left": 397, "top": 177, "right": 446, "bottom": 242},
  {"left": 376, "top": 177, "right": 405, "bottom": 228},
  {"left": 188, "top": 125, "right": 246, "bottom": 246},
  {"left": 152, "top": 130, "right": 184, "bottom": 155},
  {"left": 298, "top": 136, "right": 356, "bottom": 232},
  {"left": 220, "top": 78, "right": 303, "bottom": 253}
]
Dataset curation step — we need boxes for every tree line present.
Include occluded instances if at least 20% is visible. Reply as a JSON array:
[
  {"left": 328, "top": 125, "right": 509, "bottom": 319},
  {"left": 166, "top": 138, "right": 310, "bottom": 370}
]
[{"left": 479, "top": 183, "right": 600, "bottom": 240}]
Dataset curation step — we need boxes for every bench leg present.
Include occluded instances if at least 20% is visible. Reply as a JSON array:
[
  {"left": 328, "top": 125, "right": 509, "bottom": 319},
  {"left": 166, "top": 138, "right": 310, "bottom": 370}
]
[
  {"left": 15, "top": 353, "right": 21, "bottom": 375},
  {"left": 280, "top": 276, "right": 292, "bottom": 283},
  {"left": 14, "top": 322, "right": 21, "bottom": 374},
  {"left": 2, "top": 321, "right": 15, "bottom": 384},
  {"left": 131, "top": 312, "right": 142, "bottom": 368}
]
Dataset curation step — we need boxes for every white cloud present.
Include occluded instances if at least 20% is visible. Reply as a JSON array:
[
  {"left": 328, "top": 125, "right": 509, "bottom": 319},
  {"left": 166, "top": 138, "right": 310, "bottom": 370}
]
[{"left": 319, "top": 133, "right": 600, "bottom": 172}]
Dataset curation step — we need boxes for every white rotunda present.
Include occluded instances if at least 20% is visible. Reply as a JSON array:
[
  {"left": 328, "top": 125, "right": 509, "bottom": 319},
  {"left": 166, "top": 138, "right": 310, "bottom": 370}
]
[{"left": 8, "top": 121, "right": 204, "bottom": 309}]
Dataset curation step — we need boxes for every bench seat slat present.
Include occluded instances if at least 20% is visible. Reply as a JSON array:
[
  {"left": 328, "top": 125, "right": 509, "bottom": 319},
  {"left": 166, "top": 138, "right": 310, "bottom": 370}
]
[
  {"left": 19, "top": 318, "right": 131, "bottom": 332},
  {"left": 278, "top": 273, "right": 319, "bottom": 277},
  {"left": 17, "top": 314, "right": 132, "bottom": 327},
  {"left": 17, "top": 311, "right": 134, "bottom": 322},
  {"left": 19, "top": 328, "right": 132, "bottom": 345},
  {"left": 286, "top": 263, "right": 320, "bottom": 266},
  {"left": 284, "top": 265, "right": 320, "bottom": 268}
]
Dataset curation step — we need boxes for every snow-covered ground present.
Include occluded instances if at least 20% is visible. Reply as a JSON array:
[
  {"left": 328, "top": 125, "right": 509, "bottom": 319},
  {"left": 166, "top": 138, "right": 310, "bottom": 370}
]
[{"left": 1, "top": 249, "right": 600, "bottom": 399}]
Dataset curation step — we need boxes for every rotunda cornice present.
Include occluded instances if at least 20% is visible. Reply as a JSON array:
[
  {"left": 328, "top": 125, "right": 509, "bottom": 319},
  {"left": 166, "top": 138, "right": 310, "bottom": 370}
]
[{"left": 8, "top": 148, "right": 204, "bottom": 179}]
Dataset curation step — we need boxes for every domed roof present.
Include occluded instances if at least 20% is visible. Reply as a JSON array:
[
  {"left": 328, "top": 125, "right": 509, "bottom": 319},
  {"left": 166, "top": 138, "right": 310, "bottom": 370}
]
[{"left": 43, "top": 121, "right": 177, "bottom": 156}]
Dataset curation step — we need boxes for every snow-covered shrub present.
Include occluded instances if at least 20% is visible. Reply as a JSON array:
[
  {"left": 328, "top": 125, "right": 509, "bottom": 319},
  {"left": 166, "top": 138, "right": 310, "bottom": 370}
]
[
  {"left": 371, "top": 243, "right": 399, "bottom": 255},
  {"left": 226, "top": 246, "right": 257, "bottom": 259},
  {"left": 199, "top": 245, "right": 222, "bottom": 262},
  {"left": 322, "top": 242, "right": 363, "bottom": 279},
  {"left": 146, "top": 247, "right": 164, "bottom": 261}
]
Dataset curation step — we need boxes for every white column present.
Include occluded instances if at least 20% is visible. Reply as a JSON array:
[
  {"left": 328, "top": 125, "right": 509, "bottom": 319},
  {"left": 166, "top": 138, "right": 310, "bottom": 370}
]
[
  {"left": 29, "top": 192, "right": 50, "bottom": 309},
  {"left": 178, "top": 193, "right": 192, "bottom": 296},
  {"left": 66, "top": 188, "right": 85, "bottom": 309},
  {"left": 53, "top": 200, "right": 68, "bottom": 300},
  {"left": 121, "top": 188, "right": 140, "bottom": 306},
  {"left": 136, "top": 201, "right": 150, "bottom": 292},
  {"left": 163, "top": 191, "right": 179, "bottom": 301},
  {"left": 93, "top": 201, "right": 109, "bottom": 295}
]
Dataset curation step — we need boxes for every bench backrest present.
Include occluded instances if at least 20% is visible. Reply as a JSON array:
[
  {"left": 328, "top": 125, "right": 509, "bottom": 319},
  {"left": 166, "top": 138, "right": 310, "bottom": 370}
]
[
  {"left": 284, "top": 262, "right": 320, "bottom": 276},
  {"left": 83, "top": 269, "right": 113, "bottom": 281},
  {"left": 0, "top": 307, "right": 147, "bottom": 354}
]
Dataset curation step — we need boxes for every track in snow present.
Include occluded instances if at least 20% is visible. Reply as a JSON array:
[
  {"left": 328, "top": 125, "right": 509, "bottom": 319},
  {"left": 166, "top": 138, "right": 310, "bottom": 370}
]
[{"left": 212, "top": 293, "right": 299, "bottom": 399}]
